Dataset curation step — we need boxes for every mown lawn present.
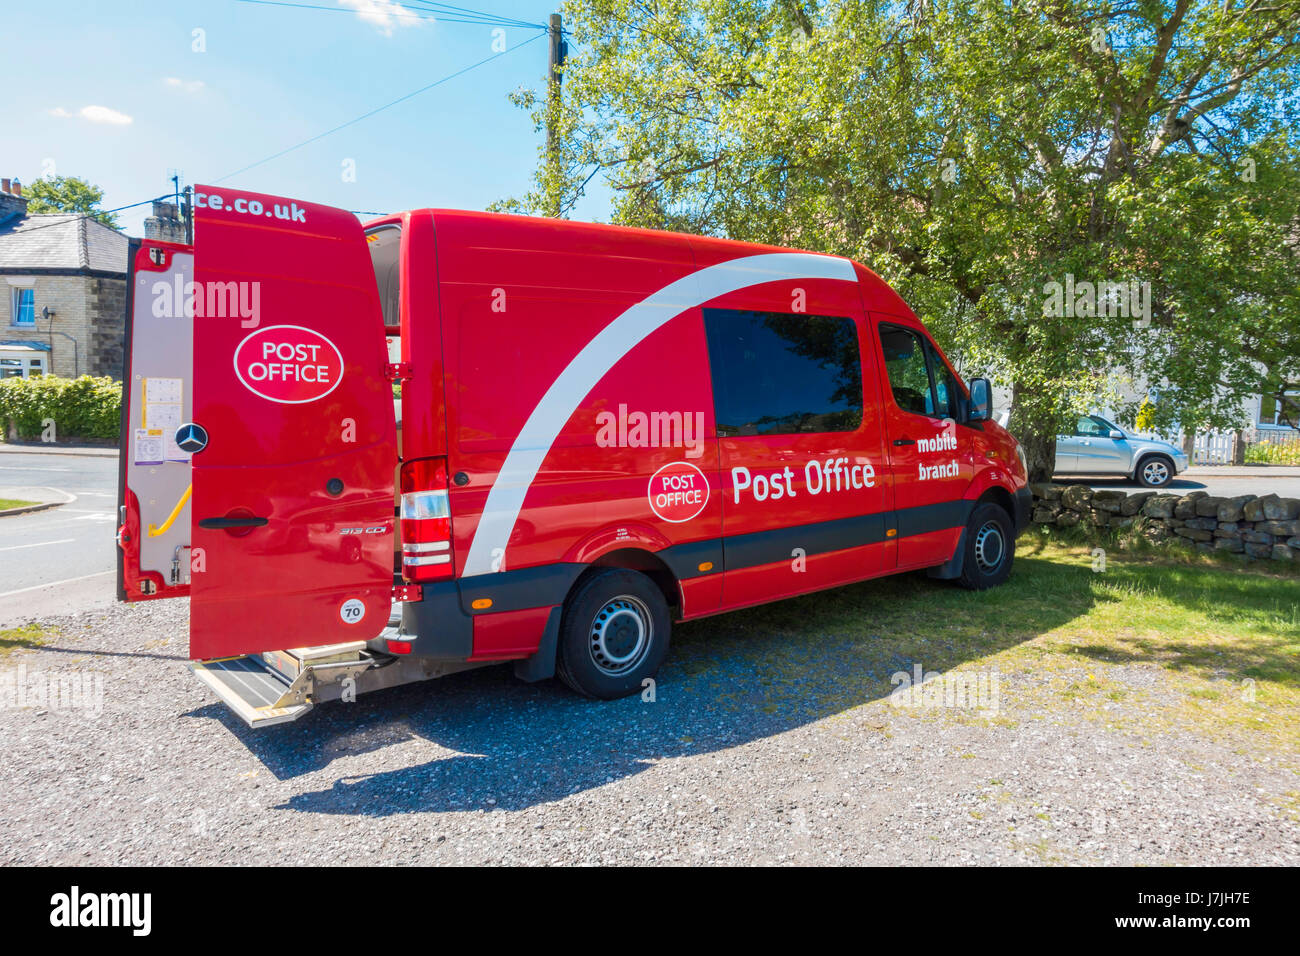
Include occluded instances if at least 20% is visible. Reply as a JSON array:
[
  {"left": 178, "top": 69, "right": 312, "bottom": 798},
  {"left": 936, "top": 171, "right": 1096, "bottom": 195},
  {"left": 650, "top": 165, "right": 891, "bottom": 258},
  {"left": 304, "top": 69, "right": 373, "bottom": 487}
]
[
  {"left": 0, "top": 498, "right": 37, "bottom": 510},
  {"left": 669, "top": 534, "right": 1300, "bottom": 765}
]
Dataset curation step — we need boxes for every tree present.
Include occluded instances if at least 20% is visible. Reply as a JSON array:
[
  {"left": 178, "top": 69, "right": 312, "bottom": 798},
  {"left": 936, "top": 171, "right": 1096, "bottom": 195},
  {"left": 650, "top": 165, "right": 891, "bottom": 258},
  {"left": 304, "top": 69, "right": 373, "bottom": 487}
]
[
  {"left": 25, "top": 176, "right": 120, "bottom": 229},
  {"left": 505, "top": 0, "right": 1300, "bottom": 480}
]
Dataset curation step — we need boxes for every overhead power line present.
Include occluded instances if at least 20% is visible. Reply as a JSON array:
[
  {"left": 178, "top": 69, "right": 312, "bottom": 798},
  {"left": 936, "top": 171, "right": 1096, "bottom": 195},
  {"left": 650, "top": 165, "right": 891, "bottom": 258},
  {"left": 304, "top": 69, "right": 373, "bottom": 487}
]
[
  {"left": 402, "top": 1, "right": 547, "bottom": 28},
  {"left": 3, "top": 195, "right": 176, "bottom": 236},
  {"left": 230, "top": 0, "right": 546, "bottom": 29},
  {"left": 213, "top": 29, "right": 547, "bottom": 183}
]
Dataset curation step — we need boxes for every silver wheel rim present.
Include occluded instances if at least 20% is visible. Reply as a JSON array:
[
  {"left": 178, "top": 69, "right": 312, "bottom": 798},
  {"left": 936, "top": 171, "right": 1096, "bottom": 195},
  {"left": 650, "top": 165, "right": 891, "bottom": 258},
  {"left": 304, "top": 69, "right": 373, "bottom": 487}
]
[
  {"left": 589, "top": 595, "right": 652, "bottom": 677},
  {"left": 1143, "top": 460, "right": 1169, "bottom": 485},
  {"left": 973, "top": 520, "right": 1005, "bottom": 574}
]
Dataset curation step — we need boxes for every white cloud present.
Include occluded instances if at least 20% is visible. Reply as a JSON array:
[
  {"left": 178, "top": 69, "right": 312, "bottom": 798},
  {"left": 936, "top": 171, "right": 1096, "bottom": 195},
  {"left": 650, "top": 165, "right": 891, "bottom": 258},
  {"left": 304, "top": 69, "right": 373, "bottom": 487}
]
[
  {"left": 79, "top": 105, "right": 133, "bottom": 125},
  {"left": 338, "top": 0, "right": 421, "bottom": 37},
  {"left": 50, "top": 104, "right": 134, "bottom": 125},
  {"left": 164, "top": 77, "right": 205, "bottom": 93}
]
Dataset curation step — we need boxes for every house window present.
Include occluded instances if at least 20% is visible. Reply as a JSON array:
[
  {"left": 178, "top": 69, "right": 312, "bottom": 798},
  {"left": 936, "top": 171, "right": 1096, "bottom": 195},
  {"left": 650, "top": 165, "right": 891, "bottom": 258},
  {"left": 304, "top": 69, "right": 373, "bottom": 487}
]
[
  {"left": 10, "top": 288, "right": 35, "bottom": 327},
  {"left": 1259, "top": 390, "right": 1299, "bottom": 428},
  {"left": 0, "top": 353, "right": 45, "bottom": 378}
]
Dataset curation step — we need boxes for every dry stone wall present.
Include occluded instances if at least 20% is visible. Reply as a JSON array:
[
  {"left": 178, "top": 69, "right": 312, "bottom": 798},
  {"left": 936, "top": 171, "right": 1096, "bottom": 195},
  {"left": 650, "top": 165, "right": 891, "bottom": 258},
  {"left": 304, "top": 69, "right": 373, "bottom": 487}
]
[{"left": 1029, "top": 485, "right": 1299, "bottom": 561}]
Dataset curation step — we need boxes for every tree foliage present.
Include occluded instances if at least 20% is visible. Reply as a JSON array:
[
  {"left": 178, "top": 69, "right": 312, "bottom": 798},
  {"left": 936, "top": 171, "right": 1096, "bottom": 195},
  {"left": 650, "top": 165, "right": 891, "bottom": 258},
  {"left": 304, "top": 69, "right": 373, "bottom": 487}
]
[
  {"left": 505, "top": 0, "right": 1300, "bottom": 479},
  {"left": 25, "top": 176, "right": 120, "bottom": 229}
]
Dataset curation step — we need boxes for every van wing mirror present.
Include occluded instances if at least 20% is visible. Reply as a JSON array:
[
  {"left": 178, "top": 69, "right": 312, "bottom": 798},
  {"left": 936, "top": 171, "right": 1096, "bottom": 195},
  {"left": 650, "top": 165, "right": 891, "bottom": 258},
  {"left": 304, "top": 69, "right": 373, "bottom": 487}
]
[{"left": 967, "top": 377, "right": 992, "bottom": 422}]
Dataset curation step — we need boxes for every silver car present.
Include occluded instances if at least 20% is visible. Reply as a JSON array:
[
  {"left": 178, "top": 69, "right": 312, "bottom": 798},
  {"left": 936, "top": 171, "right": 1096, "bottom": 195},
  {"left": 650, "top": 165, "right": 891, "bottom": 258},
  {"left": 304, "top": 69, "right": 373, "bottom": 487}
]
[{"left": 1055, "top": 414, "right": 1190, "bottom": 488}]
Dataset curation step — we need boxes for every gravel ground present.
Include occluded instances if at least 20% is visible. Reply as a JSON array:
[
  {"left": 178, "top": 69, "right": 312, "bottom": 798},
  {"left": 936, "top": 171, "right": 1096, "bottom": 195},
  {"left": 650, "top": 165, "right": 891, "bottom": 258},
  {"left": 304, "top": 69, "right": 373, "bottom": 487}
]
[{"left": 2, "top": 596, "right": 1297, "bottom": 866}]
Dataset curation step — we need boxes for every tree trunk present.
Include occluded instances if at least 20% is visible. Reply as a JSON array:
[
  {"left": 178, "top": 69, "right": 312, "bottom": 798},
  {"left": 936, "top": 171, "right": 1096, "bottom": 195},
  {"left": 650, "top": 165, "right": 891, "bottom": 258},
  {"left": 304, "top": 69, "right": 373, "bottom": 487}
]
[{"left": 1009, "top": 380, "right": 1057, "bottom": 483}]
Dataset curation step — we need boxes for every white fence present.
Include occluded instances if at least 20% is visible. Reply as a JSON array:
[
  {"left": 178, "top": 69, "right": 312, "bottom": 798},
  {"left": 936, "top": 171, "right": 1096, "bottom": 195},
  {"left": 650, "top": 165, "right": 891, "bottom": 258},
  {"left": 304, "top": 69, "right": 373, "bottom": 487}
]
[
  {"left": 1152, "top": 427, "right": 1300, "bottom": 465},
  {"left": 1190, "top": 432, "right": 1236, "bottom": 465}
]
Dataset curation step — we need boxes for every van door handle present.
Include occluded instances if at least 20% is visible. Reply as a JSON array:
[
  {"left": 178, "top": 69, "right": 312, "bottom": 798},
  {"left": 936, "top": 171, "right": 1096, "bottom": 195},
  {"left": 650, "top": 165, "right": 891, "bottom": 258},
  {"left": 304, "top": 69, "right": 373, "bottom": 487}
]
[
  {"left": 893, "top": 438, "right": 916, "bottom": 446},
  {"left": 198, "top": 516, "right": 268, "bottom": 529}
]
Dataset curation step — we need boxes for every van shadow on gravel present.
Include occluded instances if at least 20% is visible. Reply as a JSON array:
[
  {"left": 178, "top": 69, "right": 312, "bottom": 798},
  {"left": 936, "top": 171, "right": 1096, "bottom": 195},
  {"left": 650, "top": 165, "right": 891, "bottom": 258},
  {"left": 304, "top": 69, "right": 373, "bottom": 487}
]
[{"left": 181, "top": 555, "right": 1096, "bottom": 816}]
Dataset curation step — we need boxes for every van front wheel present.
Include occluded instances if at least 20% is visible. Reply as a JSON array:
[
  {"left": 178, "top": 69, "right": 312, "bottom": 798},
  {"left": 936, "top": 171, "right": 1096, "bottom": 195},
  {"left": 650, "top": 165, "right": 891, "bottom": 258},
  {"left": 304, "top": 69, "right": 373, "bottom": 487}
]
[
  {"left": 556, "top": 569, "right": 671, "bottom": 700},
  {"left": 957, "top": 503, "right": 1015, "bottom": 590}
]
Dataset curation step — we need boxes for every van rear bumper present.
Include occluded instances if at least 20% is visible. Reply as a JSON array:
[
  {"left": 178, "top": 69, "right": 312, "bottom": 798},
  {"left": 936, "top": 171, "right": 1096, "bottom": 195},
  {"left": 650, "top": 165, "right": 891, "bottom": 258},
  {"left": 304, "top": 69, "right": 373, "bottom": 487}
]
[
  {"left": 398, "top": 564, "right": 586, "bottom": 661},
  {"left": 1013, "top": 485, "right": 1033, "bottom": 536}
]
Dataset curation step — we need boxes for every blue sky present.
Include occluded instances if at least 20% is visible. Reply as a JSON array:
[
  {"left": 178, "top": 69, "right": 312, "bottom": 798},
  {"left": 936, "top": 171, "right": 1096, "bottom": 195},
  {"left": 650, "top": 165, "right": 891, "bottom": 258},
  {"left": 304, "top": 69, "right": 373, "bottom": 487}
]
[{"left": 2, "top": 0, "right": 607, "bottom": 234}]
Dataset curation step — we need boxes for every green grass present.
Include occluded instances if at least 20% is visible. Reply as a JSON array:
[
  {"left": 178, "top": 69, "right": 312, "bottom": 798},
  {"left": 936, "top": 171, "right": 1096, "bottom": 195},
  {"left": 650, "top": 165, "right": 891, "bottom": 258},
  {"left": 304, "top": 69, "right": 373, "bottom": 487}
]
[
  {"left": 668, "top": 535, "right": 1300, "bottom": 763},
  {"left": 0, "top": 498, "right": 37, "bottom": 510},
  {"left": 0, "top": 624, "right": 55, "bottom": 659},
  {"left": 1029, "top": 518, "right": 1300, "bottom": 576}
]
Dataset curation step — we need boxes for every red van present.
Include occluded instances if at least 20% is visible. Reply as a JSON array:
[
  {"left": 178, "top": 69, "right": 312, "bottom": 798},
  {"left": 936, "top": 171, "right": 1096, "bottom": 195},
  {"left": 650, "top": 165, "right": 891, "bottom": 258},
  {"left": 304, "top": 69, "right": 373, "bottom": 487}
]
[{"left": 116, "top": 186, "right": 1031, "bottom": 726}]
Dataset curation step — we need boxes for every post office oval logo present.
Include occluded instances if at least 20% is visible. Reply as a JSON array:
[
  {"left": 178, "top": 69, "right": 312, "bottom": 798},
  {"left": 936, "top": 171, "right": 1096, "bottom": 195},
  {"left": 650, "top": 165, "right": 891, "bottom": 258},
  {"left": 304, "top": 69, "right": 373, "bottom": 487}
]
[
  {"left": 233, "top": 325, "right": 344, "bottom": 404},
  {"left": 647, "top": 461, "right": 710, "bottom": 523}
]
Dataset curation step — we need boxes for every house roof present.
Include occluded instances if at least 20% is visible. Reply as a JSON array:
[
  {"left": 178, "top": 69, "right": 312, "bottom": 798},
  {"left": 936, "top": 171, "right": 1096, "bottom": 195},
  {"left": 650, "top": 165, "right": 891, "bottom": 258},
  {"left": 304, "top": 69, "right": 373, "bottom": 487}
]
[{"left": 0, "top": 213, "right": 128, "bottom": 276}]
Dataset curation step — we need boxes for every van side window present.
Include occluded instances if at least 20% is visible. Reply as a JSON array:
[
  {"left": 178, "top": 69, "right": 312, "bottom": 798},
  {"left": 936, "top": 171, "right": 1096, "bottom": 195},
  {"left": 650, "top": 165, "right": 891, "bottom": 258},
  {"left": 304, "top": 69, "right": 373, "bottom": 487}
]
[
  {"left": 878, "top": 324, "right": 936, "bottom": 416},
  {"left": 703, "top": 308, "right": 863, "bottom": 437},
  {"left": 925, "top": 339, "right": 961, "bottom": 419}
]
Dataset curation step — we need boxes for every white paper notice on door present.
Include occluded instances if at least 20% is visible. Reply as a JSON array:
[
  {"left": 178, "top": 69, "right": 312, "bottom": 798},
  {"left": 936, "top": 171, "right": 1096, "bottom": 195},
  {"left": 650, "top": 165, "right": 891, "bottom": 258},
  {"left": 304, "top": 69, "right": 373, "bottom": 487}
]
[
  {"left": 142, "top": 377, "right": 187, "bottom": 461},
  {"left": 144, "top": 377, "right": 182, "bottom": 404},
  {"left": 134, "top": 428, "right": 165, "bottom": 466}
]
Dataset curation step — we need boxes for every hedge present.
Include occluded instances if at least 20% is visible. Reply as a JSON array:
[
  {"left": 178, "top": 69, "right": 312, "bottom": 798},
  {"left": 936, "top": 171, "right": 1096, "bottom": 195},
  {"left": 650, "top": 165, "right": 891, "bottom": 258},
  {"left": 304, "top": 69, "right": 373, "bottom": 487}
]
[{"left": 0, "top": 375, "right": 121, "bottom": 442}]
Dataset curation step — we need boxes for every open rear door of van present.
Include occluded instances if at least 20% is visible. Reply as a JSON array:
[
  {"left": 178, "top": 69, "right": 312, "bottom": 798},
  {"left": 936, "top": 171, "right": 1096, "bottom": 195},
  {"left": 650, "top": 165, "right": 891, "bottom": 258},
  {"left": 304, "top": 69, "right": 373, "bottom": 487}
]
[
  {"left": 117, "top": 238, "right": 197, "bottom": 604},
  {"left": 188, "top": 186, "right": 397, "bottom": 660}
]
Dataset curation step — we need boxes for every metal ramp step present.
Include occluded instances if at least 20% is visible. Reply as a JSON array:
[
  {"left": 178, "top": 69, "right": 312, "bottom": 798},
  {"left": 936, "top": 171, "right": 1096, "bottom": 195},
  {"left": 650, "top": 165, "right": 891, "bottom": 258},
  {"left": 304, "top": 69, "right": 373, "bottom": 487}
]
[{"left": 191, "top": 656, "right": 313, "bottom": 728}]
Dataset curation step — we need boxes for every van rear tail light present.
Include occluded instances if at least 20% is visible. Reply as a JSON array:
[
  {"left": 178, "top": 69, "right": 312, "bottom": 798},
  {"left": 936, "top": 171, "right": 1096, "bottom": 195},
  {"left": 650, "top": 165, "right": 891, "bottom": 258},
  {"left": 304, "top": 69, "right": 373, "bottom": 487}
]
[{"left": 399, "top": 457, "right": 453, "bottom": 582}]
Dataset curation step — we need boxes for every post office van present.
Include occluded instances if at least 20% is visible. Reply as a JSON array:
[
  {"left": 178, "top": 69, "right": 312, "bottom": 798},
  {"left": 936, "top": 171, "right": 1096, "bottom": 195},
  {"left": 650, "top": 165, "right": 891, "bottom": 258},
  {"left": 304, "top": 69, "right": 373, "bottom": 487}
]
[{"left": 116, "top": 186, "right": 1031, "bottom": 727}]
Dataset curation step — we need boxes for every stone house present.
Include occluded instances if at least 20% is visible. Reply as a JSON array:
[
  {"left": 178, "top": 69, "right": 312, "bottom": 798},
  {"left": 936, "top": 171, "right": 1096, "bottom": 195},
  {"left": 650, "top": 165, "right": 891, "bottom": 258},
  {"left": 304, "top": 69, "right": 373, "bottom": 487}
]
[{"left": 0, "top": 177, "right": 129, "bottom": 379}]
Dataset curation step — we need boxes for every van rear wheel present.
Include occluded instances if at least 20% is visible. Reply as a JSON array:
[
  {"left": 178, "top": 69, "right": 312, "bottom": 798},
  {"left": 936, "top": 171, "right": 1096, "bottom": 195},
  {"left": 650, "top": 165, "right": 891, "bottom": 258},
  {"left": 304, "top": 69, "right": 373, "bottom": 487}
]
[
  {"left": 957, "top": 502, "right": 1014, "bottom": 590},
  {"left": 556, "top": 568, "right": 671, "bottom": 700}
]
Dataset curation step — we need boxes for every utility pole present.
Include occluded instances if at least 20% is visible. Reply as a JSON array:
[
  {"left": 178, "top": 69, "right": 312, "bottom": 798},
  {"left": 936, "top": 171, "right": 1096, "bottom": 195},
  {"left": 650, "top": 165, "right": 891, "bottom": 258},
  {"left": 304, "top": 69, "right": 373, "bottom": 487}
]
[{"left": 545, "top": 12, "right": 566, "bottom": 217}]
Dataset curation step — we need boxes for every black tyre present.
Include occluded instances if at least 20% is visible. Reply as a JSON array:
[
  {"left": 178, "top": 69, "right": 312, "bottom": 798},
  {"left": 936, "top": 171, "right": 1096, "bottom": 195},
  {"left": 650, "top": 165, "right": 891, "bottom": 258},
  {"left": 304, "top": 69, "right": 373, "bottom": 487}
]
[
  {"left": 555, "top": 568, "right": 671, "bottom": 700},
  {"left": 1135, "top": 454, "right": 1174, "bottom": 488},
  {"left": 957, "top": 502, "right": 1015, "bottom": 590}
]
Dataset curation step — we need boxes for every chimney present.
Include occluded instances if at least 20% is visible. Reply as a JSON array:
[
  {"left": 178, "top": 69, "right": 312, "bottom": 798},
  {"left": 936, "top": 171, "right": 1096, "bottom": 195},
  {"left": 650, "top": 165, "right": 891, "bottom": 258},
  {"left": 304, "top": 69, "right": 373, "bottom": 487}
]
[
  {"left": 144, "top": 201, "right": 188, "bottom": 243},
  {"left": 0, "top": 176, "right": 28, "bottom": 222}
]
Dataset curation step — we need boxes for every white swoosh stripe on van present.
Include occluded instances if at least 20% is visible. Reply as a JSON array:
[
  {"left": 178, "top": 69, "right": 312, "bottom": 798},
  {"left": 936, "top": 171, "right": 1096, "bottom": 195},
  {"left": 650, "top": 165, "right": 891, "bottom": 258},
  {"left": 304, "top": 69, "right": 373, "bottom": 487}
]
[{"left": 461, "top": 252, "right": 859, "bottom": 578}]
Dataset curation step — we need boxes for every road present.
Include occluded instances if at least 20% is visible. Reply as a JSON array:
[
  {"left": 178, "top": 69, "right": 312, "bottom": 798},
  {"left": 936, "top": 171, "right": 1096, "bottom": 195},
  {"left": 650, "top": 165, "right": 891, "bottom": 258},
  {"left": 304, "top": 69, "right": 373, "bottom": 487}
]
[
  {"left": 0, "top": 452, "right": 119, "bottom": 625},
  {"left": 1077, "top": 472, "right": 1300, "bottom": 498}
]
